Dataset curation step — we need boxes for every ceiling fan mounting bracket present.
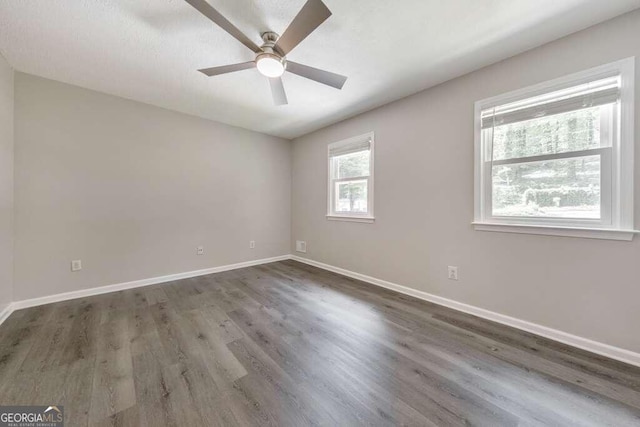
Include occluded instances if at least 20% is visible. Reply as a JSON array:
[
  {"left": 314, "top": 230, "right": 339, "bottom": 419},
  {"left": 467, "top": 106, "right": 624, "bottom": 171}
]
[
  {"left": 260, "top": 32, "right": 283, "bottom": 58},
  {"left": 261, "top": 32, "right": 280, "bottom": 46}
]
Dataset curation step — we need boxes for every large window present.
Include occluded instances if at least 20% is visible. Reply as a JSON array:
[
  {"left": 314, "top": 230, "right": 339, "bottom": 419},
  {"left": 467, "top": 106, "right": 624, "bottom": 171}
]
[
  {"left": 474, "top": 59, "right": 636, "bottom": 240},
  {"left": 327, "top": 133, "right": 374, "bottom": 222}
]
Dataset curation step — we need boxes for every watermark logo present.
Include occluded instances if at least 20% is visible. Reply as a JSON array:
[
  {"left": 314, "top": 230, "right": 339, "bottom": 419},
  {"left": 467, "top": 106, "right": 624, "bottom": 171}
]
[{"left": 0, "top": 406, "right": 64, "bottom": 427}]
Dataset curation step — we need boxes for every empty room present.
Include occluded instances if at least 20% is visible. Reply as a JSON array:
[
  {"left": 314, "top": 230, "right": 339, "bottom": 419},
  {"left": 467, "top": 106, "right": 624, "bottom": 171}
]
[{"left": 1, "top": 0, "right": 640, "bottom": 425}]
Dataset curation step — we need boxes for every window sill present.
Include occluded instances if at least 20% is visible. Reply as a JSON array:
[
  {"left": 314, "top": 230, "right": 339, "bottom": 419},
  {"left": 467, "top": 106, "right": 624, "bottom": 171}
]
[
  {"left": 472, "top": 222, "right": 638, "bottom": 241},
  {"left": 327, "top": 215, "right": 375, "bottom": 223}
]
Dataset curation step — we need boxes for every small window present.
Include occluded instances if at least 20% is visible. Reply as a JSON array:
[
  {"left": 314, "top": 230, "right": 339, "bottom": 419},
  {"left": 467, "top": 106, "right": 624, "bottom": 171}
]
[
  {"left": 474, "top": 58, "right": 636, "bottom": 240},
  {"left": 327, "top": 133, "right": 374, "bottom": 222}
]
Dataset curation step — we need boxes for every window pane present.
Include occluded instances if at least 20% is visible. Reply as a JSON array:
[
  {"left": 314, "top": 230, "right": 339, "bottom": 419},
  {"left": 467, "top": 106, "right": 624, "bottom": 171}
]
[
  {"left": 492, "top": 156, "right": 601, "bottom": 219},
  {"left": 332, "top": 150, "right": 370, "bottom": 179},
  {"left": 491, "top": 106, "right": 606, "bottom": 161},
  {"left": 335, "top": 180, "right": 368, "bottom": 213}
]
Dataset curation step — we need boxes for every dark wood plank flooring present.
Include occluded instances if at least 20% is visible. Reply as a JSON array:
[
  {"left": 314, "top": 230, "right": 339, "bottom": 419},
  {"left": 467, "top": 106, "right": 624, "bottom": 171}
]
[{"left": 1, "top": 260, "right": 639, "bottom": 426}]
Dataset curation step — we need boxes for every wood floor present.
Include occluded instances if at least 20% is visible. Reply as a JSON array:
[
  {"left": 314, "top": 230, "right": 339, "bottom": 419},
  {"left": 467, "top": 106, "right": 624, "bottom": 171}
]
[{"left": 1, "top": 260, "right": 639, "bottom": 426}]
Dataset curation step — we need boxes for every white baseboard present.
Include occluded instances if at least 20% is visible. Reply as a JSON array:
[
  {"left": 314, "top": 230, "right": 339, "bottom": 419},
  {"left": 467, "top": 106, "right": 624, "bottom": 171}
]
[
  {"left": 290, "top": 255, "right": 640, "bottom": 368},
  {"left": 8, "top": 255, "right": 291, "bottom": 313},
  {"left": 0, "top": 303, "right": 13, "bottom": 326}
]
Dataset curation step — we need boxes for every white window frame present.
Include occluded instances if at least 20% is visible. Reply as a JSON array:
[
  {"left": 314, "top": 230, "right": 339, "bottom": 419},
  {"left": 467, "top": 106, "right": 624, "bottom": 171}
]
[
  {"left": 473, "top": 58, "right": 637, "bottom": 241},
  {"left": 327, "top": 132, "right": 375, "bottom": 223}
]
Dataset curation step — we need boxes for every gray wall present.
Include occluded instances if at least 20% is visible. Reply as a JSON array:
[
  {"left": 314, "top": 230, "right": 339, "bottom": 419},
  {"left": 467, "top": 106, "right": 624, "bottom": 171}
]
[
  {"left": 0, "top": 54, "right": 13, "bottom": 312},
  {"left": 291, "top": 10, "right": 640, "bottom": 353},
  {"left": 14, "top": 73, "right": 291, "bottom": 301}
]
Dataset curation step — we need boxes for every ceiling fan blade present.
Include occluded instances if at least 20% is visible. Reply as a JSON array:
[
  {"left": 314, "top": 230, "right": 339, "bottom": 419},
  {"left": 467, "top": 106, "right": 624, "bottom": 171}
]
[
  {"left": 286, "top": 61, "right": 347, "bottom": 90},
  {"left": 184, "top": 0, "right": 261, "bottom": 53},
  {"left": 198, "top": 61, "right": 255, "bottom": 76},
  {"left": 274, "top": 0, "right": 332, "bottom": 56},
  {"left": 269, "top": 77, "right": 288, "bottom": 106}
]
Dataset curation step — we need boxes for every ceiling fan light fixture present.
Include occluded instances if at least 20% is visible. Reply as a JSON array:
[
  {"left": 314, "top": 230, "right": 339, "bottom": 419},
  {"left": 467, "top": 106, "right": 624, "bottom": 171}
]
[{"left": 256, "top": 53, "right": 286, "bottom": 78}]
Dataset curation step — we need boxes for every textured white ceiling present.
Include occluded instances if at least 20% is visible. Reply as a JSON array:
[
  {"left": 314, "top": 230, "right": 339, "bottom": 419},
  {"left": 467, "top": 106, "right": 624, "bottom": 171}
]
[{"left": 1, "top": 0, "right": 639, "bottom": 139}]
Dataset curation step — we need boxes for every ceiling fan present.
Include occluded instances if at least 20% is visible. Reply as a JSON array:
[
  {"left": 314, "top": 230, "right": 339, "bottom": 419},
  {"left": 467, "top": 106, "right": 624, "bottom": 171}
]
[{"left": 184, "top": 0, "right": 347, "bottom": 105}]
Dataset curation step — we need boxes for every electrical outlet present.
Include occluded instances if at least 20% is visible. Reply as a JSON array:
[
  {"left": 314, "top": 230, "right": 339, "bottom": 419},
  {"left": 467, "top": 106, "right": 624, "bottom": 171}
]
[
  {"left": 296, "top": 240, "right": 307, "bottom": 253},
  {"left": 197, "top": 246, "right": 204, "bottom": 255},
  {"left": 448, "top": 266, "right": 459, "bottom": 281},
  {"left": 71, "top": 260, "right": 82, "bottom": 272},
  {"left": 249, "top": 240, "right": 255, "bottom": 249}
]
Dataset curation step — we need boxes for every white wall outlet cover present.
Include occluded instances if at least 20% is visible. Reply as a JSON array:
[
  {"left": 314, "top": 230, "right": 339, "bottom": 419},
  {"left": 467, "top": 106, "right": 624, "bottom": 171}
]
[
  {"left": 296, "top": 240, "right": 307, "bottom": 253},
  {"left": 448, "top": 266, "right": 459, "bottom": 281},
  {"left": 71, "top": 260, "right": 82, "bottom": 272},
  {"left": 197, "top": 246, "right": 204, "bottom": 255},
  {"left": 249, "top": 241, "right": 256, "bottom": 249}
]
